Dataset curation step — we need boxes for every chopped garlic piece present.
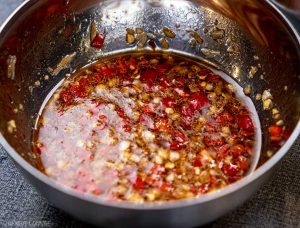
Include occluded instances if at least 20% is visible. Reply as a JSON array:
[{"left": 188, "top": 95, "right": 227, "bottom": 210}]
[
  {"left": 128, "top": 193, "right": 144, "bottom": 203},
  {"left": 145, "top": 192, "right": 156, "bottom": 201},
  {"left": 119, "top": 141, "right": 131, "bottom": 151},
  {"left": 165, "top": 108, "right": 174, "bottom": 114},
  {"left": 272, "top": 108, "right": 279, "bottom": 115},
  {"left": 120, "top": 151, "right": 130, "bottom": 161},
  {"left": 276, "top": 120, "right": 284, "bottom": 126},
  {"left": 152, "top": 97, "right": 161, "bottom": 104},
  {"left": 130, "top": 154, "right": 141, "bottom": 163},
  {"left": 166, "top": 173, "right": 175, "bottom": 182},
  {"left": 263, "top": 99, "right": 273, "bottom": 110},
  {"left": 169, "top": 151, "right": 180, "bottom": 162},
  {"left": 165, "top": 162, "right": 175, "bottom": 169},
  {"left": 142, "top": 130, "right": 155, "bottom": 142},
  {"left": 158, "top": 148, "right": 169, "bottom": 159},
  {"left": 155, "top": 155, "right": 163, "bottom": 164},
  {"left": 7, "top": 120, "right": 16, "bottom": 133},
  {"left": 107, "top": 103, "right": 116, "bottom": 110},
  {"left": 57, "top": 160, "right": 68, "bottom": 169},
  {"left": 76, "top": 140, "right": 84, "bottom": 148},
  {"left": 194, "top": 167, "right": 200, "bottom": 175},
  {"left": 262, "top": 90, "right": 272, "bottom": 101},
  {"left": 95, "top": 84, "right": 107, "bottom": 93}
]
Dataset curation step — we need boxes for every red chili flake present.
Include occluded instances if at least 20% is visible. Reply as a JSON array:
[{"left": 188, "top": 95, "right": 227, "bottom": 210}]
[
  {"left": 35, "top": 142, "right": 44, "bottom": 155},
  {"left": 89, "top": 154, "right": 95, "bottom": 161},
  {"left": 217, "top": 144, "right": 230, "bottom": 159},
  {"left": 189, "top": 91, "right": 208, "bottom": 110},
  {"left": 198, "top": 69, "right": 211, "bottom": 76},
  {"left": 121, "top": 74, "right": 134, "bottom": 84},
  {"left": 241, "top": 130, "right": 254, "bottom": 137},
  {"left": 69, "top": 84, "right": 87, "bottom": 98},
  {"left": 173, "top": 130, "right": 187, "bottom": 143},
  {"left": 141, "top": 70, "right": 158, "bottom": 87},
  {"left": 155, "top": 118, "right": 169, "bottom": 132},
  {"left": 180, "top": 104, "right": 195, "bottom": 117},
  {"left": 222, "top": 163, "right": 238, "bottom": 177},
  {"left": 206, "top": 74, "right": 220, "bottom": 81},
  {"left": 175, "top": 76, "right": 185, "bottom": 87},
  {"left": 89, "top": 72, "right": 103, "bottom": 85},
  {"left": 142, "top": 104, "right": 155, "bottom": 115},
  {"left": 198, "top": 183, "right": 210, "bottom": 194},
  {"left": 193, "top": 156, "right": 202, "bottom": 167},
  {"left": 156, "top": 63, "right": 171, "bottom": 74},
  {"left": 115, "top": 59, "right": 128, "bottom": 74},
  {"left": 203, "top": 123, "right": 216, "bottom": 133},
  {"left": 160, "top": 182, "right": 172, "bottom": 192},
  {"left": 150, "top": 164, "right": 165, "bottom": 175},
  {"left": 215, "top": 111, "right": 234, "bottom": 125},
  {"left": 268, "top": 125, "right": 283, "bottom": 141},
  {"left": 91, "top": 33, "right": 105, "bottom": 49},
  {"left": 238, "top": 157, "right": 249, "bottom": 171},
  {"left": 181, "top": 116, "right": 193, "bottom": 130},
  {"left": 145, "top": 178, "right": 156, "bottom": 186},
  {"left": 60, "top": 90, "right": 73, "bottom": 106},
  {"left": 158, "top": 77, "right": 171, "bottom": 89},
  {"left": 79, "top": 77, "right": 89, "bottom": 87},
  {"left": 162, "top": 97, "right": 177, "bottom": 108},
  {"left": 170, "top": 140, "right": 186, "bottom": 151},
  {"left": 116, "top": 108, "right": 131, "bottom": 122},
  {"left": 238, "top": 115, "right": 254, "bottom": 133},
  {"left": 230, "top": 144, "right": 246, "bottom": 158},
  {"left": 99, "top": 114, "right": 107, "bottom": 121},
  {"left": 127, "top": 58, "right": 137, "bottom": 70},
  {"left": 115, "top": 59, "right": 129, "bottom": 74},
  {"left": 123, "top": 124, "right": 132, "bottom": 132},
  {"left": 203, "top": 136, "right": 225, "bottom": 147},
  {"left": 91, "top": 188, "right": 101, "bottom": 196},
  {"left": 133, "top": 177, "right": 145, "bottom": 190},
  {"left": 97, "top": 64, "right": 115, "bottom": 78}
]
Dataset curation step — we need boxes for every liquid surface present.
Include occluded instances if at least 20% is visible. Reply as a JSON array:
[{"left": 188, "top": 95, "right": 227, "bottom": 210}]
[{"left": 34, "top": 52, "right": 260, "bottom": 202}]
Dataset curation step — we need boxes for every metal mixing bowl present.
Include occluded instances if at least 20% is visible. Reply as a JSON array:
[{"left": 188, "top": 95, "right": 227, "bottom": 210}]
[
  {"left": 0, "top": 0, "right": 299, "bottom": 227},
  {"left": 272, "top": 0, "right": 300, "bottom": 16}
]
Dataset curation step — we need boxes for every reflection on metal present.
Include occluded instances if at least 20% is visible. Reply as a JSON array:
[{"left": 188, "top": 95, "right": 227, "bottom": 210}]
[{"left": 0, "top": 0, "right": 299, "bottom": 227}]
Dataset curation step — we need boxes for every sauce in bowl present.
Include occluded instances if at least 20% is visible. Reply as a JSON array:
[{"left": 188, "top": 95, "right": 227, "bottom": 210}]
[{"left": 33, "top": 52, "right": 260, "bottom": 202}]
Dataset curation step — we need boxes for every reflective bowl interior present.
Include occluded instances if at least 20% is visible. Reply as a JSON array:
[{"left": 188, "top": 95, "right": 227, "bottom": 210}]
[{"left": 0, "top": 0, "right": 299, "bottom": 170}]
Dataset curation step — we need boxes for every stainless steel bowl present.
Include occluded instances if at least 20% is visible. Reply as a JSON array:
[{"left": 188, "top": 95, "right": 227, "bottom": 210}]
[
  {"left": 0, "top": 0, "right": 299, "bottom": 227},
  {"left": 271, "top": 0, "right": 300, "bottom": 16}
]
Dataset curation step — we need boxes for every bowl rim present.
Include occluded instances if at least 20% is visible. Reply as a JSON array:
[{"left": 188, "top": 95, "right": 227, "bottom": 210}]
[
  {"left": 270, "top": 0, "right": 300, "bottom": 16},
  {"left": 0, "top": 0, "right": 300, "bottom": 210}
]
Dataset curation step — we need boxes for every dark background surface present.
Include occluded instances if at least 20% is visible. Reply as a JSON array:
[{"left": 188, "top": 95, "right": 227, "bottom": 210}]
[{"left": 0, "top": 1, "right": 299, "bottom": 227}]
